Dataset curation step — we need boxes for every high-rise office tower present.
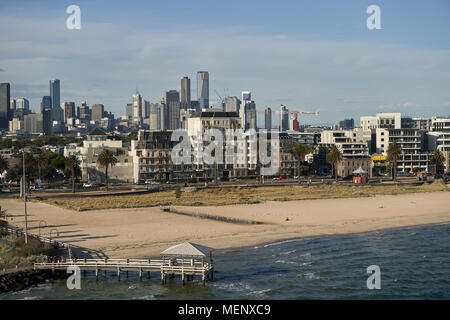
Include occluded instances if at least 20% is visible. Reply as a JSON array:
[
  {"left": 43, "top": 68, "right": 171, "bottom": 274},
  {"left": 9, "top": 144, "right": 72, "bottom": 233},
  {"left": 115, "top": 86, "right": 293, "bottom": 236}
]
[
  {"left": 280, "top": 105, "right": 289, "bottom": 131},
  {"left": 0, "top": 83, "right": 10, "bottom": 129},
  {"left": 62, "top": 102, "right": 76, "bottom": 122},
  {"left": 149, "top": 103, "right": 159, "bottom": 130},
  {"left": 224, "top": 96, "right": 240, "bottom": 113},
  {"left": 265, "top": 107, "right": 272, "bottom": 130},
  {"left": 197, "top": 71, "right": 209, "bottom": 109},
  {"left": 91, "top": 104, "right": 105, "bottom": 122},
  {"left": 24, "top": 113, "right": 43, "bottom": 134},
  {"left": 42, "top": 108, "right": 53, "bottom": 136},
  {"left": 50, "top": 79, "right": 62, "bottom": 122},
  {"left": 143, "top": 99, "right": 150, "bottom": 119},
  {"left": 79, "top": 102, "right": 91, "bottom": 121},
  {"left": 166, "top": 90, "right": 180, "bottom": 130},
  {"left": 126, "top": 103, "right": 133, "bottom": 120},
  {"left": 40, "top": 96, "right": 52, "bottom": 113},
  {"left": 10, "top": 99, "right": 16, "bottom": 112},
  {"left": 181, "top": 77, "right": 191, "bottom": 109},
  {"left": 132, "top": 90, "right": 143, "bottom": 125},
  {"left": 16, "top": 98, "right": 29, "bottom": 110},
  {"left": 239, "top": 91, "right": 256, "bottom": 130}
]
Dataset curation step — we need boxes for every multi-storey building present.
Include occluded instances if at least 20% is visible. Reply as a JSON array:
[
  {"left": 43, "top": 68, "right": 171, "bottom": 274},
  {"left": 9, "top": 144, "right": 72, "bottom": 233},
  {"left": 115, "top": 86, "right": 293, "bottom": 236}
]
[
  {"left": 430, "top": 117, "right": 450, "bottom": 172},
  {"left": 376, "top": 128, "right": 430, "bottom": 173},
  {"left": 130, "top": 130, "right": 192, "bottom": 183},
  {"left": 64, "top": 128, "right": 133, "bottom": 183}
]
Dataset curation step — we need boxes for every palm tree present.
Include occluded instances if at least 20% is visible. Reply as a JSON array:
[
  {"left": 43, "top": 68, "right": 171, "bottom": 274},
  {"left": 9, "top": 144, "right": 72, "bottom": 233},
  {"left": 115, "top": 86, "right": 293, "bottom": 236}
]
[
  {"left": 292, "top": 143, "right": 313, "bottom": 181},
  {"left": 429, "top": 150, "right": 445, "bottom": 178},
  {"left": 65, "top": 155, "right": 80, "bottom": 193},
  {"left": 387, "top": 142, "right": 402, "bottom": 181},
  {"left": 326, "top": 145, "right": 343, "bottom": 182},
  {"left": 97, "top": 149, "right": 118, "bottom": 191},
  {"left": 37, "top": 152, "right": 47, "bottom": 181}
]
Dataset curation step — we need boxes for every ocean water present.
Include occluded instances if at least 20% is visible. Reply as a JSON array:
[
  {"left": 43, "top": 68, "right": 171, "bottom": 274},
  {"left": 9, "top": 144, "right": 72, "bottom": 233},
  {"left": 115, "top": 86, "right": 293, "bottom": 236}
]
[{"left": 1, "top": 223, "right": 449, "bottom": 300}]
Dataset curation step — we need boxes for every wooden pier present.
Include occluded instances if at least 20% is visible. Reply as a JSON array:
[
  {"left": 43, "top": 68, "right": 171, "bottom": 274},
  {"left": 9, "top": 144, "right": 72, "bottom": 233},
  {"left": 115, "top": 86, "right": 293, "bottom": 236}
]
[{"left": 34, "top": 242, "right": 215, "bottom": 285}]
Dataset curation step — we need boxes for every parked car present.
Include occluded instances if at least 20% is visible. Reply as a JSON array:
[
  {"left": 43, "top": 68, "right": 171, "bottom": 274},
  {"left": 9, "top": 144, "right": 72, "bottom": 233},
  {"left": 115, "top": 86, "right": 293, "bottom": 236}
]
[
  {"left": 231, "top": 178, "right": 240, "bottom": 182},
  {"left": 279, "top": 176, "right": 287, "bottom": 180},
  {"left": 83, "top": 183, "right": 93, "bottom": 188},
  {"left": 166, "top": 181, "right": 177, "bottom": 184},
  {"left": 110, "top": 182, "right": 121, "bottom": 186}
]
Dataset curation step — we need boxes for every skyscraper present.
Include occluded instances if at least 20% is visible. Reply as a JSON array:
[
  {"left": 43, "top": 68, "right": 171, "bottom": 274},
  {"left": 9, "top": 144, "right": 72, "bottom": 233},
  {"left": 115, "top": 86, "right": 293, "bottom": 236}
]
[
  {"left": 62, "top": 101, "right": 76, "bottom": 122},
  {"left": 181, "top": 77, "right": 191, "bottom": 109},
  {"left": 197, "top": 71, "right": 209, "bottom": 109},
  {"left": 40, "top": 96, "right": 52, "bottom": 113},
  {"left": 239, "top": 91, "right": 256, "bottom": 130},
  {"left": 143, "top": 99, "right": 150, "bottom": 119},
  {"left": 0, "top": 83, "right": 10, "bottom": 129},
  {"left": 42, "top": 108, "right": 53, "bottom": 136},
  {"left": 126, "top": 103, "right": 133, "bottom": 120},
  {"left": 79, "top": 102, "right": 91, "bottom": 121},
  {"left": 16, "top": 98, "right": 29, "bottom": 110},
  {"left": 265, "top": 107, "right": 272, "bottom": 130},
  {"left": 91, "top": 104, "right": 104, "bottom": 122},
  {"left": 50, "top": 79, "right": 62, "bottom": 122},
  {"left": 224, "top": 96, "right": 240, "bottom": 113},
  {"left": 132, "top": 90, "right": 143, "bottom": 125},
  {"left": 166, "top": 90, "right": 180, "bottom": 130},
  {"left": 280, "top": 105, "right": 289, "bottom": 131}
]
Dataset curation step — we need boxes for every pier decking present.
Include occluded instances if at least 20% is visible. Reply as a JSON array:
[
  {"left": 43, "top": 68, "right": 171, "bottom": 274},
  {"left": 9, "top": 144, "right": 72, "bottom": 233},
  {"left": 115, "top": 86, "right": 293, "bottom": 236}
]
[{"left": 34, "top": 242, "right": 215, "bottom": 285}]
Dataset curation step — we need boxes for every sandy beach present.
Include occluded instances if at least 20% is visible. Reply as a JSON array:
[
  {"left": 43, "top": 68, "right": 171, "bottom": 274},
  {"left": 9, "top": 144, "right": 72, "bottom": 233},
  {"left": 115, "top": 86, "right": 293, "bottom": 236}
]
[{"left": 1, "top": 191, "right": 449, "bottom": 258}]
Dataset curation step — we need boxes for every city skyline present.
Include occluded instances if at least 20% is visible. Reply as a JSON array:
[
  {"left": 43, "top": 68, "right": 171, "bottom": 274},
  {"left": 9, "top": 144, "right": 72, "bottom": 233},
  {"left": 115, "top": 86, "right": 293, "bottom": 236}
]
[{"left": 0, "top": 0, "right": 450, "bottom": 124}]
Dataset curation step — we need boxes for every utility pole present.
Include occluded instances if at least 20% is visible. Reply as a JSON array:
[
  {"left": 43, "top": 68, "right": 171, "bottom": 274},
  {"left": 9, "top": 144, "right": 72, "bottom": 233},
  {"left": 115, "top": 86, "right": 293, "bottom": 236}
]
[{"left": 22, "top": 147, "right": 28, "bottom": 244}]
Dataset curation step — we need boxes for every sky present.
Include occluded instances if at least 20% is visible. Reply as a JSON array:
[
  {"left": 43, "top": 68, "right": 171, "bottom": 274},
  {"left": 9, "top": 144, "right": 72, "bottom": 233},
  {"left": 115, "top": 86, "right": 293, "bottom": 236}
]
[{"left": 0, "top": 0, "right": 449, "bottom": 125}]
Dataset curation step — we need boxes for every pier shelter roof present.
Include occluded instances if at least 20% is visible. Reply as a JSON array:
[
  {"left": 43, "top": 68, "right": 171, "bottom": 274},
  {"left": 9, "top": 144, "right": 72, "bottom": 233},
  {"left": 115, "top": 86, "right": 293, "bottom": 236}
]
[{"left": 161, "top": 242, "right": 214, "bottom": 257}]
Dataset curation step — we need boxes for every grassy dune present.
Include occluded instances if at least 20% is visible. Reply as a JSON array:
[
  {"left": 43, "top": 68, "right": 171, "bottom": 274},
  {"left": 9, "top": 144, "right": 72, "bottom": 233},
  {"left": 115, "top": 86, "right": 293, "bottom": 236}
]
[{"left": 36, "top": 181, "right": 448, "bottom": 212}]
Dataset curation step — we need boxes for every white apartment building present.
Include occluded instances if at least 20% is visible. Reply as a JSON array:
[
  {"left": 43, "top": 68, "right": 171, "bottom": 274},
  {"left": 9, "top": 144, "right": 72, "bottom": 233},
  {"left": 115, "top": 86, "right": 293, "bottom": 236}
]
[
  {"left": 375, "top": 128, "right": 430, "bottom": 172},
  {"left": 64, "top": 128, "right": 133, "bottom": 182},
  {"left": 360, "top": 113, "right": 401, "bottom": 131},
  {"left": 429, "top": 117, "right": 450, "bottom": 172}
]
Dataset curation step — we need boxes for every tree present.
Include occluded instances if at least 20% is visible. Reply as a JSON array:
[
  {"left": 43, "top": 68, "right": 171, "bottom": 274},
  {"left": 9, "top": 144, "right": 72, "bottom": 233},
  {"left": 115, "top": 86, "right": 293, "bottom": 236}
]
[
  {"left": 387, "top": 142, "right": 402, "bottom": 181},
  {"left": 326, "top": 145, "right": 343, "bottom": 182},
  {"left": 0, "top": 155, "right": 8, "bottom": 174},
  {"left": 429, "top": 150, "right": 445, "bottom": 178},
  {"left": 292, "top": 143, "right": 313, "bottom": 181},
  {"left": 97, "top": 149, "right": 118, "bottom": 191},
  {"left": 65, "top": 155, "right": 80, "bottom": 193},
  {"left": 36, "top": 152, "right": 48, "bottom": 180}
]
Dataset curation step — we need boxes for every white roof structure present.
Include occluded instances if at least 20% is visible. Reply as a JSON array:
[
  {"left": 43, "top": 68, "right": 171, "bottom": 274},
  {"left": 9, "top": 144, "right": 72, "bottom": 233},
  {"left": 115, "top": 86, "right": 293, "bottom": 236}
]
[
  {"left": 353, "top": 166, "right": 368, "bottom": 175},
  {"left": 160, "top": 242, "right": 214, "bottom": 257}
]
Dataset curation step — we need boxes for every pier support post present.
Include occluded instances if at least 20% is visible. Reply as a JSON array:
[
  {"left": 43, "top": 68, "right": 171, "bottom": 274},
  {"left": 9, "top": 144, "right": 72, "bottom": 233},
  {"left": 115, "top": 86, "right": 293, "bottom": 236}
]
[
  {"left": 139, "top": 268, "right": 142, "bottom": 281},
  {"left": 117, "top": 268, "right": 120, "bottom": 281},
  {"left": 202, "top": 271, "right": 205, "bottom": 287},
  {"left": 95, "top": 268, "right": 98, "bottom": 282},
  {"left": 147, "top": 271, "right": 150, "bottom": 279},
  {"left": 126, "top": 270, "right": 128, "bottom": 279}
]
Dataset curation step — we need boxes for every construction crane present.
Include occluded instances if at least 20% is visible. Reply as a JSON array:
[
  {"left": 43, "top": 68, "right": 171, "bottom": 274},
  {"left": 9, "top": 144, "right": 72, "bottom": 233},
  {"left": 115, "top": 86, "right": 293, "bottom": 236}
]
[{"left": 256, "top": 107, "right": 319, "bottom": 131}]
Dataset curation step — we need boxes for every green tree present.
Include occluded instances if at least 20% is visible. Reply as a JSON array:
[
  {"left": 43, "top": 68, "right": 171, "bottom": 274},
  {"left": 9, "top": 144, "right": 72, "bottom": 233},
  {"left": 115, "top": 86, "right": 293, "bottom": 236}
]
[
  {"left": 326, "top": 145, "right": 343, "bottom": 182},
  {"left": 429, "top": 150, "right": 445, "bottom": 177},
  {"left": 65, "top": 155, "right": 81, "bottom": 193},
  {"left": 292, "top": 143, "right": 313, "bottom": 181},
  {"left": 0, "top": 155, "right": 8, "bottom": 174},
  {"left": 387, "top": 142, "right": 402, "bottom": 181},
  {"left": 97, "top": 149, "right": 118, "bottom": 191}
]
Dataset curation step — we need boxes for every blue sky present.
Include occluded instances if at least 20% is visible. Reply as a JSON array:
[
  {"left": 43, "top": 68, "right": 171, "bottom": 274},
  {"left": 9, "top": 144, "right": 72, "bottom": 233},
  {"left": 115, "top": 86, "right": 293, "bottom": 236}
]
[{"left": 0, "top": 0, "right": 449, "bottom": 125}]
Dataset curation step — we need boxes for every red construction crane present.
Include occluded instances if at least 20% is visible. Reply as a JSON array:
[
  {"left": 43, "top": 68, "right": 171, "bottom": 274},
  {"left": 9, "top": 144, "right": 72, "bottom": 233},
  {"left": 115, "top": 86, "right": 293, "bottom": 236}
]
[{"left": 256, "top": 107, "right": 319, "bottom": 131}]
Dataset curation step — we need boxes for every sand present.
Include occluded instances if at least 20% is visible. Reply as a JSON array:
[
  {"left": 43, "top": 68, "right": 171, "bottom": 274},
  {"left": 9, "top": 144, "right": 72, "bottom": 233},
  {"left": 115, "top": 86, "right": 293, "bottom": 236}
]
[{"left": 1, "top": 191, "right": 449, "bottom": 258}]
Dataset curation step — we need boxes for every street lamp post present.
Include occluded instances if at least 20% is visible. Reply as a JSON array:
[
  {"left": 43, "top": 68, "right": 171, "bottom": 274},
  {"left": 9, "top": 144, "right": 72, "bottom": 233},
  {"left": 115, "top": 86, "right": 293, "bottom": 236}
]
[{"left": 22, "top": 148, "right": 29, "bottom": 244}]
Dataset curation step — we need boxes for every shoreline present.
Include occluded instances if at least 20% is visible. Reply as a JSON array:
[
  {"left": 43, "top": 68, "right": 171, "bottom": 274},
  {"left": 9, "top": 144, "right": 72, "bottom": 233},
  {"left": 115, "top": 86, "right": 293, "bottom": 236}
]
[
  {"left": 1, "top": 191, "right": 449, "bottom": 259},
  {"left": 215, "top": 220, "right": 450, "bottom": 255}
]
